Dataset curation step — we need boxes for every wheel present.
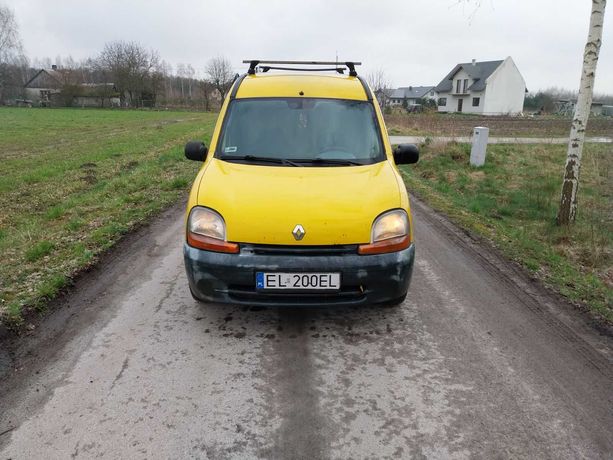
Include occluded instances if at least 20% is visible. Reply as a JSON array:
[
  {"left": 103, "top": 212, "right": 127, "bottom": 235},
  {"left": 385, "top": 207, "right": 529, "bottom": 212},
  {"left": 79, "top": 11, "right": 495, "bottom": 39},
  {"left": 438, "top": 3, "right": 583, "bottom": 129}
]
[{"left": 189, "top": 286, "right": 205, "bottom": 303}]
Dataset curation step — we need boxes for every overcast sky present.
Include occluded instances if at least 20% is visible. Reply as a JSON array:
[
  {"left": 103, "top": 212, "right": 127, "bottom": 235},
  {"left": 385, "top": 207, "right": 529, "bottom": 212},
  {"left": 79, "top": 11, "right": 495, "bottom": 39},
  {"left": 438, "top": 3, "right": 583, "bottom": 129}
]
[{"left": 6, "top": 0, "right": 613, "bottom": 93}]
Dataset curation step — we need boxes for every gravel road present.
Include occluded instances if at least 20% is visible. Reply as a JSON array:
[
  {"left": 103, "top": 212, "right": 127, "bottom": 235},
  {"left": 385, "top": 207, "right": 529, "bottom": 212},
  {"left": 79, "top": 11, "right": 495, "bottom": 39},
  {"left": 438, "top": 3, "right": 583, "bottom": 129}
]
[{"left": 1, "top": 198, "right": 611, "bottom": 459}]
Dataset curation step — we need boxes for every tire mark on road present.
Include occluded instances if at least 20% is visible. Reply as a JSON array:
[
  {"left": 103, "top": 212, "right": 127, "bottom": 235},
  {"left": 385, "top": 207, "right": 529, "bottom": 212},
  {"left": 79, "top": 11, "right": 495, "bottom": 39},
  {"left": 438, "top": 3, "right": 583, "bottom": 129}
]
[
  {"left": 260, "top": 308, "right": 334, "bottom": 459},
  {"left": 410, "top": 195, "right": 612, "bottom": 374},
  {"left": 109, "top": 356, "right": 129, "bottom": 391},
  {"left": 309, "top": 302, "right": 472, "bottom": 459}
]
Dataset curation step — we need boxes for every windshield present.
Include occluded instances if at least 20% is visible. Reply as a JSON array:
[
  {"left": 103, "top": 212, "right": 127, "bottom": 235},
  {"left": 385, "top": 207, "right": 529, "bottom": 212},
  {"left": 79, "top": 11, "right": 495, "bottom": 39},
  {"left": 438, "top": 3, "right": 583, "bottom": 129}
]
[{"left": 217, "top": 98, "right": 384, "bottom": 165}]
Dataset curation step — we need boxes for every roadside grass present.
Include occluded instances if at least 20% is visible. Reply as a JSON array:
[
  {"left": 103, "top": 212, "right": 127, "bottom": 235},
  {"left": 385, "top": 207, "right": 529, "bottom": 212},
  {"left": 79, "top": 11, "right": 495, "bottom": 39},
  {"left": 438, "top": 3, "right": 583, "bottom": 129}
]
[
  {"left": 385, "top": 112, "right": 613, "bottom": 138},
  {"left": 0, "top": 107, "right": 217, "bottom": 325},
  {"left": 400, "top": 141, "right": 612, "bottom": 322}
]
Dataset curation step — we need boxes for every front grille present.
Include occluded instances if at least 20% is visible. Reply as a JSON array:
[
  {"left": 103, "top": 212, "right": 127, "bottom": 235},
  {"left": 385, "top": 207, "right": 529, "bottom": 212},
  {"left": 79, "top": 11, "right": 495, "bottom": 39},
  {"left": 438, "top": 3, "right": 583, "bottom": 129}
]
[{"left": 241, "top": 244, "right": 358, "bottom": 256}]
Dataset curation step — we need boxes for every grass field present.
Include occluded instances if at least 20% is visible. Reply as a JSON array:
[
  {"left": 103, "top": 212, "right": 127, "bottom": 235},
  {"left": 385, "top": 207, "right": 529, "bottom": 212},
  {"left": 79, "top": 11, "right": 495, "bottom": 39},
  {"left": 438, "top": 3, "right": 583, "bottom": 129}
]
[
  {"left": 400, "top": 141, "right": 612, "bottom": 321},
  {"left": 0, "top": 108, "right": 217, "bottom": 325},
  {"left": 1, "top": 108, "right": 610, "bottom": 325},
  {"left": 385, "top": 112, "right": 613, "bottom": 138}
]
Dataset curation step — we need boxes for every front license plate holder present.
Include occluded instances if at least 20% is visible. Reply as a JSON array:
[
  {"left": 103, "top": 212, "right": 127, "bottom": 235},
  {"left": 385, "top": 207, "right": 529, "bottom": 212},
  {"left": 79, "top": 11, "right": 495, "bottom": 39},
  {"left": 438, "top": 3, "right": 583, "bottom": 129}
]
[{"left": 256, "top": 272, "right": 341, "bottom": 291}]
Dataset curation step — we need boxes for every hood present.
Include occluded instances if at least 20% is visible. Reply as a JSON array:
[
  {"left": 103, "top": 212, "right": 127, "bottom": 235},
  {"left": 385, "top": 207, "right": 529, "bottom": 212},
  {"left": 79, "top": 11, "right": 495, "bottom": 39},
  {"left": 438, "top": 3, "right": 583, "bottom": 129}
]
[{"left": 197, "top": 159, "right": 401, "bottom": 245}]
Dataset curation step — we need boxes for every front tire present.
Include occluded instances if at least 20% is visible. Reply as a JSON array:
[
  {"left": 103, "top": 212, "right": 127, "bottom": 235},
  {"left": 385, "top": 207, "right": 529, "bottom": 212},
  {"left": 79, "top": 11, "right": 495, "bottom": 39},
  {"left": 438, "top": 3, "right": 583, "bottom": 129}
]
[{"left": 189, "top": 286, "right": 205, "bottom": 303}]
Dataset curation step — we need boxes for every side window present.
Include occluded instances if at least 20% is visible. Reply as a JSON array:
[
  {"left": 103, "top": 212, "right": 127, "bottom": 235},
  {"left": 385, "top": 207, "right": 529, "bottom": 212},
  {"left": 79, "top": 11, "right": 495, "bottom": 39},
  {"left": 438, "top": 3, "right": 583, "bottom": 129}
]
[
  {"left": 438, "top": 97, "right": 447, "bottom": 106},
  {"left": 455, "top": 80, "right": 461, "bottom": 93},
  {"left": 472, "top": 97, "right": 480, "bottom": 107},
  {"left": 463, "top": 79, "right": 468, "bottom": 93}
]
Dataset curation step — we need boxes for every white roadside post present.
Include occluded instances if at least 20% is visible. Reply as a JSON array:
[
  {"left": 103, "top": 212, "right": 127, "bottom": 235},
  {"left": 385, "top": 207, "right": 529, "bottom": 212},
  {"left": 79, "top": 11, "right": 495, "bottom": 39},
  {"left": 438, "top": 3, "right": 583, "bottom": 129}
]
[{"left": 470, "top": 126, "right": 489, "bottom": 167}]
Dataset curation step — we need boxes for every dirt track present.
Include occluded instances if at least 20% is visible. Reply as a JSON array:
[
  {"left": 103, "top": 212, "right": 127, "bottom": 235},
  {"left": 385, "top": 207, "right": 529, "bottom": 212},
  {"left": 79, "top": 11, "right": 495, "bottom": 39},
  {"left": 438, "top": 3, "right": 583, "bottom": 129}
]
[{"left": 0, "top": 198, "right": 611, "bottom": 459}]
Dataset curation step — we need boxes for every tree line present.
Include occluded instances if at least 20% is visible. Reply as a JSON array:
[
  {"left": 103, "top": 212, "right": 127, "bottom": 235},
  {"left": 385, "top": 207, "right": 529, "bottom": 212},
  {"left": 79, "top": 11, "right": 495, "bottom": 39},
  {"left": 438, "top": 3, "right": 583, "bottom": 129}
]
[
  {"left": 0, "top": 5, "right": 235, "bottom": 109},
  {"left": 524, "top": 87, "right": 613, "bottom": 113}
]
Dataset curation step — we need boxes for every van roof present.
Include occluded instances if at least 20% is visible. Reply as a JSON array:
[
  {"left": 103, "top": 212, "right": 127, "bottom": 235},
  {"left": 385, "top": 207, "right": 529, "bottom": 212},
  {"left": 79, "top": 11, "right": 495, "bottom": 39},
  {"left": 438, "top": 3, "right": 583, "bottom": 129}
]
[{"left": 235, "top": 73, "right": 370, "bottom": 101}]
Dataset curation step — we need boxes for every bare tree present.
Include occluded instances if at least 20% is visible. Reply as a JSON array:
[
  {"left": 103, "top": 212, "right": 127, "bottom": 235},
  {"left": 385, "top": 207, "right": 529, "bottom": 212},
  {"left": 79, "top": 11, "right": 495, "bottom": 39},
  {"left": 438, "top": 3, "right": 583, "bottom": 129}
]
[
  {"left": 53, "top": 58, "right": 88, "bottom": 107},
  {"left": 0, "top": 53, "right": 28, "bottom": 102},
  {"left": 158, "top": 59, "right": 173, "bottom": 104},
  {"left": 0, "top": 4, "right": 21, "bottom": 62},
  {"left": 185, "top": 64, "right": 195, "bottom": 99},
  {"left": 205, "top": 56, "right": 234, "bottom": 101},
  {"left": 176, "top": 63, "right": 186, "bottom": 98},
  {"left": 198, "top": 79, "right": 214, "bottom": 111},
  {"left": 557, "top": 0, "right": 607, "bottom": 225},
  {"left": 96, "top": 41, "right": 160, "bottom": 107},
  {"left": 0, "top": 4, "right": 24, "bottom": 102},
  {"left": 366, "top": 69, "right": 391, "bottom": 108}
]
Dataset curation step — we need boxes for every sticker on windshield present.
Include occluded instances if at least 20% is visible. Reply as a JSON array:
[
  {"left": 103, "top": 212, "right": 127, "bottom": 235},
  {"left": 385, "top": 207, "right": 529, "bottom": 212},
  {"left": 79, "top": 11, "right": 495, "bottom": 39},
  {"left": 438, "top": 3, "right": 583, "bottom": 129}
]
[{"left": 224, "top": 146, "right": 237, "bottom": 153}]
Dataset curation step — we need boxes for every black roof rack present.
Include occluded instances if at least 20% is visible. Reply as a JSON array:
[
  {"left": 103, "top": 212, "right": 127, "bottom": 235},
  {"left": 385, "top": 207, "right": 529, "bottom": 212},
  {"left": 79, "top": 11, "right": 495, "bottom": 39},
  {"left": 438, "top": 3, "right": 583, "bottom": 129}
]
[{"left": 243, "top": 60, "right": 362, "bottom": 77}]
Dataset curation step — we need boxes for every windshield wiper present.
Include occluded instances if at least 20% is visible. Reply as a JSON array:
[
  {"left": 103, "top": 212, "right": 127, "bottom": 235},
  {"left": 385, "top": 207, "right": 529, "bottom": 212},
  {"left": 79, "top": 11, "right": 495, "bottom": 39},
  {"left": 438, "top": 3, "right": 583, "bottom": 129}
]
[
  {"left": 220, "top": 155, "right": 302, "bottom": 167},
  {"left": 297, "top": 157, "right": 364, "bottom": 166}
]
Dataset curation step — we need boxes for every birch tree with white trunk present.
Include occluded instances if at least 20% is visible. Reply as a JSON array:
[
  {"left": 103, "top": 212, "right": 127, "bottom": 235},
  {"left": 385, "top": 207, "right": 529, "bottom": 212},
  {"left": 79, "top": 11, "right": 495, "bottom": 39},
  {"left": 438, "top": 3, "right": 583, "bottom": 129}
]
[
  {"left": 556, "top": 0, "right": 606, "bottom": 225},
  {"left": 177, "top": 63, "right": 185, "bottom": 98},
  {"left": 186, "top": 64, "right": 195, "bottom": 99}
]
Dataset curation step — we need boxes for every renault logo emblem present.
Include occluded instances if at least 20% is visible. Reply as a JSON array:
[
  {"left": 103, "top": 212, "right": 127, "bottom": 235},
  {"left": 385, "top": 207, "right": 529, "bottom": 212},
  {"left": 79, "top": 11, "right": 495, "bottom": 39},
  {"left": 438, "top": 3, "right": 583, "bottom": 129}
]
[{"left": 292, "top": 224, "right": 305, "bottom": 241}]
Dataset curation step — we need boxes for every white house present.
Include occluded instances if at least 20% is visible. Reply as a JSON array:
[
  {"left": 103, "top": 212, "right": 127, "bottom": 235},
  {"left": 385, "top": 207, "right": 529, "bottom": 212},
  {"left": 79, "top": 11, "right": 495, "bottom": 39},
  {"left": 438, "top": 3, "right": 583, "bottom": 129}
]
[
  {"left": 434, "top": 57, "right": 526, "bottom": 115},
  {"left": 388, "top": 86, "right": 437, "bottom": 108}
]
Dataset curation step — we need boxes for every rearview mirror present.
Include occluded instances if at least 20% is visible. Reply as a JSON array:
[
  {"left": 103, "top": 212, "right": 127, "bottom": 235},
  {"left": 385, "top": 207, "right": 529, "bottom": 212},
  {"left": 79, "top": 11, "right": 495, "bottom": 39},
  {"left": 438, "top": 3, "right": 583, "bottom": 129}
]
[
  {"left": 393, "top": 144, "right": 419, "bottom": 164},
  {"left": 185, "top": 141, "right": 208, "bottom": 161}
]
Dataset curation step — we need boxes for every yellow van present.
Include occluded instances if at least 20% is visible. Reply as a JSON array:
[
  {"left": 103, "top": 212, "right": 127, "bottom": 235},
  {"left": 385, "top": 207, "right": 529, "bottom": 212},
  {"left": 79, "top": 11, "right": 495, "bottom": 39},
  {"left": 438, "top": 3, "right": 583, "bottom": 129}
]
[{"left": 183, "top": 60, "right": 419, "bottom": 307}]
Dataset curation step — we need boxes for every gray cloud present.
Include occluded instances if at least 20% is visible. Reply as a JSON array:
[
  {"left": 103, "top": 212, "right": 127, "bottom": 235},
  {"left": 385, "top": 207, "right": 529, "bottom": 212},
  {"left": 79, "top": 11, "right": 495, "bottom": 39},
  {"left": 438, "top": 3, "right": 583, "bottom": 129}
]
[{"left": 7, "top": 0, "right": 613, "bottom": 93}]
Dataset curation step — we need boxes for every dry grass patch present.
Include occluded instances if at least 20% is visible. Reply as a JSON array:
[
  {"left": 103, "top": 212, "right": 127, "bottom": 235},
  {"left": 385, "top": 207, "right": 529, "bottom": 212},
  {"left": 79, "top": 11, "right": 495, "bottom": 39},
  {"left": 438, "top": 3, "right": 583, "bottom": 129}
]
[
  {"left": 385, "top": 112, "right": 613, "bottom": 138},
  {"left": 401, "top": 141, "right": 612, "bottom": 321}
]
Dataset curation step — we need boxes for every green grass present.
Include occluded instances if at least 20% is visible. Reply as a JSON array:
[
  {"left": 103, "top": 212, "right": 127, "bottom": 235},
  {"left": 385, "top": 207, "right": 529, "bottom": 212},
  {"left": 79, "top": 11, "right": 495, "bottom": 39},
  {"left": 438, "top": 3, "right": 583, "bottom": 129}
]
[
  {"left": 25, "top": 241, "right": 55, "bottom": 262},
  {"left": 400, "top": 141, "right": 612, "bottom": 321},
  {"left": 0, "top": 107, "right": 218, "bottom": 325}
]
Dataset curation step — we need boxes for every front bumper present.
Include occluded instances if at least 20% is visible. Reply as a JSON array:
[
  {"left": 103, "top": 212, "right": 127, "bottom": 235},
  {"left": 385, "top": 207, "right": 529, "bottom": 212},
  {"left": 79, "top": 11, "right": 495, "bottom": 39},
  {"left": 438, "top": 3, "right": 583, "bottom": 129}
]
[{"left": 184, "top": 242, "right": 415, "bottom": 307}]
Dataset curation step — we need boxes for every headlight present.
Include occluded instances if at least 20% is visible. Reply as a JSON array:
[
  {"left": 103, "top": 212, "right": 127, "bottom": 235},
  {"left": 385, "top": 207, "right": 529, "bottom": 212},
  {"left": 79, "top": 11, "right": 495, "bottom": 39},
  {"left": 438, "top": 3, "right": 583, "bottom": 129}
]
[
  {"left": 359, "top": 209, "right": 411, "bottom": 255},
  {"left": 187, "top": 207, "right": 238, "bottom": 253},
  {"left": 371, "top": 209, "right": 409, "bottom": 242},
  {"left": 189, "top": 207, "right": 226, "bottom": 240}
]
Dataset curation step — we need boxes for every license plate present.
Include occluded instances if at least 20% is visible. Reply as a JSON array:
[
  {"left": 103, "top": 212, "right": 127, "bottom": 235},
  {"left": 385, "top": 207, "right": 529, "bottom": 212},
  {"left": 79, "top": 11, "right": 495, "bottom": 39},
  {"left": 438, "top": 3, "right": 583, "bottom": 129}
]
[{"left": 256, "top": 272, "right": 341, "bottom": 291}]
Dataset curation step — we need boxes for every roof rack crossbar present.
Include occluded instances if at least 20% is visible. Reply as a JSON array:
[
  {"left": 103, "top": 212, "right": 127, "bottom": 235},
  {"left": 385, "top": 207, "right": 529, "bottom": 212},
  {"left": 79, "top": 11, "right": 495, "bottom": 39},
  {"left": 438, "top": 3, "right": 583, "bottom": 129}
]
[
  {"left": 243, "top": 60, "right": 362, "bottom": 65},
  {"left": 244, "top": 60, "right": 361, "bottom": 76},
  {"left": 261, "top": 66, "right": 344, "bottom": 74}
]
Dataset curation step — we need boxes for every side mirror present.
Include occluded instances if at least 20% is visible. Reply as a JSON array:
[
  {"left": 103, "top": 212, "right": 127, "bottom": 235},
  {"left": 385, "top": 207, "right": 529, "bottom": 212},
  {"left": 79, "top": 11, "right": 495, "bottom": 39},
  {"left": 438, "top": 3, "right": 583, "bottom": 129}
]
[
  {"left": 185, "top": 141, "right": 208, "bottom": 161},
  {"left": 393, "top": 143, "right": 419, "bottom": 164}
]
